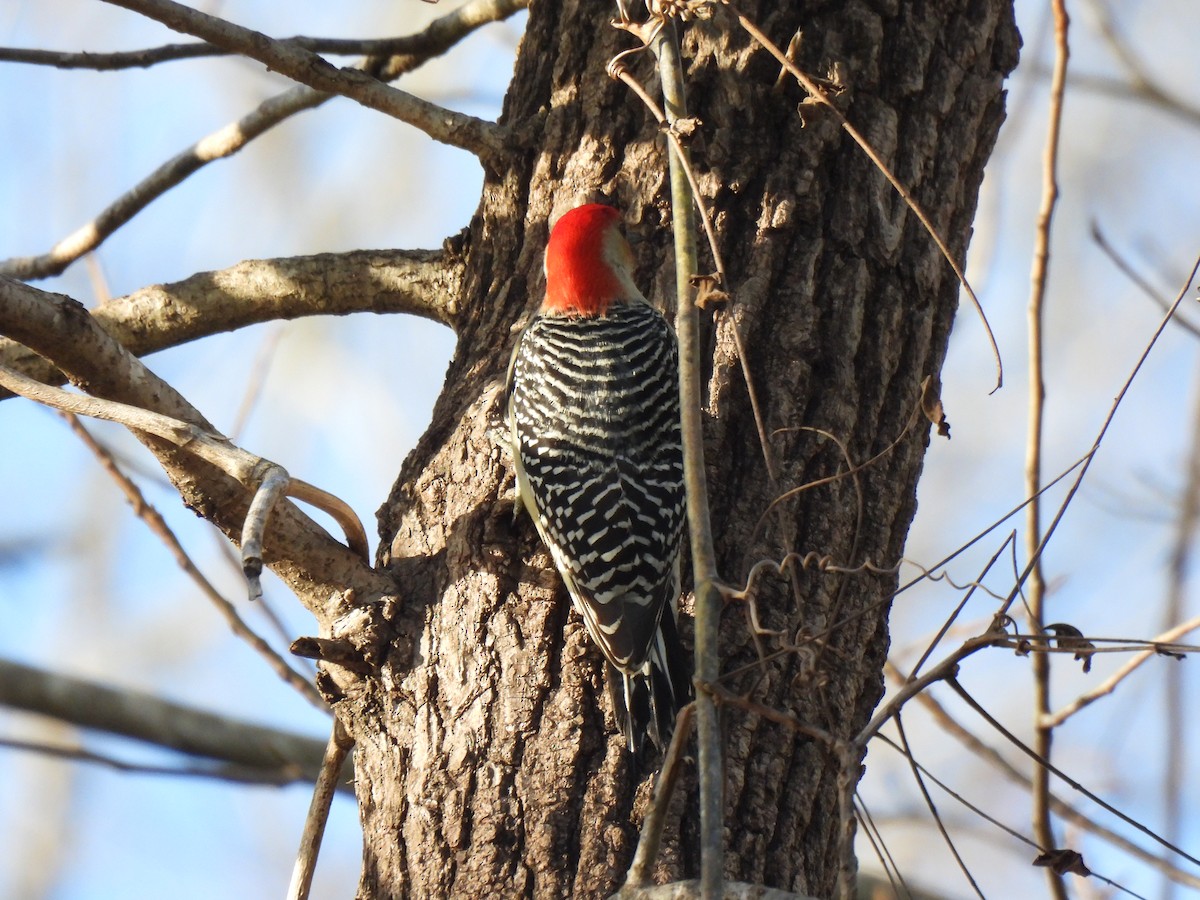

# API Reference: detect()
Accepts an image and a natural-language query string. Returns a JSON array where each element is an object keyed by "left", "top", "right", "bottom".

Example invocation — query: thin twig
[
  {"left": 855, "top": 632, "right": 1001, "bottom": 748},
  {"left": 907, "top": 535, "right": 1013, "bottom": 679},
  {"left": 0, "top": 735, "right": 340, "bottom": 788},
  {"left": 1, "top": 0, "right": 524, "bottom": 280},
  {"left": 1043, "top": 612, "right": 1200, "bottom": 727},
  {"left": 625, "top": 704, "right": 695, "bottom": 886},
  {"left": 994, "top": 255, "right": 1200, "bottom": 622},
  {"left": 892, "top": 666, "right": 1200, "bottom": 889},
  {"left": 651, "top": 21, "right": 725, "bottom": 900},
  {"left": 947, "top": 677, "right": 1200, "bottom": 868},
  {"left": 287, "top": 718, "right": 355, "bottom": 900},
  {"left": 0, "top": 365, "right": 370, "bottom": 565},
  {"left": 61, "top": 412, "right": 326, "bottom": 708},
  {"left": 0, "top": 6, "right": 528, "bottom": 71},
  {"left": 871, "top": 732, "right": 1150, "bottom": 900},
  {"left": 0, "top": 657, "right": 334, "bottom": 773},
  {"left": 1046, "top": 69, "right": 1200, "bottom": 129},
  {"left": 1024, "top": 2, "right": 1070, "bottom": 891},
  {"left": 892, "top": 714, "right": 985, "bottom": 898},
  {"left": 1080, "top": 0, "right": 1200, "bottom": 128},
  {"left": 606, "top": 59, "right": 775, "bottom": 480},
  {"left": 1090, "top": 223, "right": 1200, "bottom": 339},
  {"left": 893, "top": 456, "right": 1087, "bottom": 599},
  {"left": 100, "top": 0, "right": 508, "bottom": 160},
  {"left": 729, "top": 5, "right": 1004, "bottom": 392},
  {"left": 1156, "top": 366, "right": 1200, "bottom": 883},
  {"left": 852, "top": 796, "right": 913, "bottom": 900}
]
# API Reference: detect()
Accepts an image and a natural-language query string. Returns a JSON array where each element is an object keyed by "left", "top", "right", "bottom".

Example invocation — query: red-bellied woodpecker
[{"left": 506, "top": 203, "right": 691, "bottom": 753}]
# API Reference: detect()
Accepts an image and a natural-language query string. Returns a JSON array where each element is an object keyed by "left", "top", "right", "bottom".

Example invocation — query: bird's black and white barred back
[{"left": 507, "top": 299, "right": 690, "bottom": 753}]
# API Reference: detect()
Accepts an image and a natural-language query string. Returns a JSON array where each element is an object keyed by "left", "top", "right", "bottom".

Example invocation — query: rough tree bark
[{"left": 338, "top": 1, "right": 1021, "bottom": 898}]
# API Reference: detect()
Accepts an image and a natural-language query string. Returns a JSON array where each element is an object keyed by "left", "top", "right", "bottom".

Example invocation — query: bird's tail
[{"left": 609, "top": 610, "right": 693, "bottom": 755}]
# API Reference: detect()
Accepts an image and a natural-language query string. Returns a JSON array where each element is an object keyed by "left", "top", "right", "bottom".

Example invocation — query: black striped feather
[{"left": 507, "top": 301, "right": 690, "bottom": 751}]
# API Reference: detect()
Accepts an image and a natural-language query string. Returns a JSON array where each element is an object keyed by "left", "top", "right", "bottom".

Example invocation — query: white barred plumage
[{"left": 505, "top": 204, "right": 690, "bottom": 753}]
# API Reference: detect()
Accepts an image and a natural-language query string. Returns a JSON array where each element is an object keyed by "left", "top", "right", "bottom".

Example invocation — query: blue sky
[{"left": 1, "top": 2, "right": 1198, "bottom": 898}]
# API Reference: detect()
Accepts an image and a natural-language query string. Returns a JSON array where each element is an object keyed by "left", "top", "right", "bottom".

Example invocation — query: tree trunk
[{"left": 349, "top": 1, "right": 1020, "bottom": 897}]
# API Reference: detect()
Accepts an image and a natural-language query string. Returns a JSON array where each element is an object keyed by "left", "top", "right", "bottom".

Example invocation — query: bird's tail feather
[{"left": 609, "top": 612, "right": 693, "bottom": 755}]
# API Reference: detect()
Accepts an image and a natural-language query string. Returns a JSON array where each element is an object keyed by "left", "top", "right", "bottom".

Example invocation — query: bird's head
[{"left": 542, "top": 204, "right": 642, "bottom": 317}]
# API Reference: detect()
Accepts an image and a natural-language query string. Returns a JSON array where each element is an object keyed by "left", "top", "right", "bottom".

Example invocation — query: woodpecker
[{"left": 506, "top": 203, "right": 691, "bottom": 753}]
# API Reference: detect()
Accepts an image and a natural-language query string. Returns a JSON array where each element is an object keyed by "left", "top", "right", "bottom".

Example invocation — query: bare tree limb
[
  {"left": 0, "top": 275, "right": 396, "bottom": 616},
  {"left": 0, "top": 41, "right": 224, "bottom": 68},
  {"left": 0, "top": 657, "right": 342, "bottom": 782},
  {"left": 0, "top": 0, "right": 528, "bottom": 71},
  {"left": 0, "top": 0, "right": 524, "bottom": 280},
  {"left": 0, "top": 276, "right": 208, "bottom": 425},
  {"left": 0, "top": 365, "right": 373, "bottom": 603},
  {"left": 99, "top": 0, "right": 510, "bottom": 162},
  {"left": 0, "top": 249, "right": 464, "bottom": 394},
  {"left": 63, "top": 411, "right": 327, "bottom": 707},
  {"left": 0, "top": 735, "right": 346, "bottom": 790}
]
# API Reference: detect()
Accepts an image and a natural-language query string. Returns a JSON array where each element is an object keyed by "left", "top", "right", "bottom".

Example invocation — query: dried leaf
[
  {"left": 670, "top": 115, "right": 703, "bottom": 141},
  {"left": 1046, "top": 622, "right": 1096, "bottom": 673},
  {"left": 920, "top": 375, "right": 951, "bottom": 439},
  {"left": 691, "top": 273, "right": 729, "bottom": 311},
  {"left": 1033, "top": 848, "right": 1091, "bottom": 877}
]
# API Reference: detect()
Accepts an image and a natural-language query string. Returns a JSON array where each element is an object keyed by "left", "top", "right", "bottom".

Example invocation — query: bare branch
[
  {"left": 897, "top": 667, "right": 1200, "bottom": 890},
  {"left": 0, "top": 276, "right": 208, "bottom": 425},
  {"left": 0, "top": 735, "right": 342, "bottom": 789},
  {"left": 0, "top": 657, "right": 337, "bottom": 779},
  {"left": 0, "top": 42, "right": 221, "bottom": 68},
  {"left": 891, "top": 716, "right": 985, "bottom": 898},
  {"left": 1, "top": 367, "right": 372, "bottom": 592},
  {"left": 0, "top": 249, "right": 464, "bottom": 393},
  {"left": 0, "top": 275, "right": 396, "bottom": 616},
  {"left": 0, "top": 0, "right": 524, "bottom": 280},
  {"left": 625, "top": 704, "right": 695, "bottom": 886},
  {"left": 650, "top": 21, "right": 725, "bottom": 900},
  {"left": 288, "top": 719, "right": 355, "bottom": 900},
  {"left": 0, "top": 1, "right": 528, "bottom": 71},
  {"left": 948, "top": 677, "right": 1200, "bottom": 869},
  {"left": 1072, "top": 0, "right": 1200, "bottom": 128},
  {"left": 994, "top": 254, "right": 1200, "bottom": 622},
  {"left": 1091, "top": 223, "right": 1200, "bottom": 339},
  {"left": 63, "top": 412, "right": 326, "bottom": 708},
  {"left": 99, "top": 0, "right": 510, "bottom": 161},
  {"left": 1024, "top": 3, "right": 1070, "bottom": 892},
  {"left": 1043, "top": 613, "right": 1200, "bottom": 728}
]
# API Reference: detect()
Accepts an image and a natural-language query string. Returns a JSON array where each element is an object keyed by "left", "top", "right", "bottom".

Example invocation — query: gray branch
[
  {"left": 0, "top": 657, "right": 347, "bottom": 787},
  {"left": 0, "top": 0, "right": 525, "bottom": 280},
  {"left": 0, "top": 275, "right": 397, "bottom": 615},
  {"left": 0, "top": 249, "right": 464, "bottom": 395},
  {"left": 100, "top": 0, "right": 510, "bottom": 162},
  {"left": 0, "top": 0, "right": 528, "bottom": 71}
]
